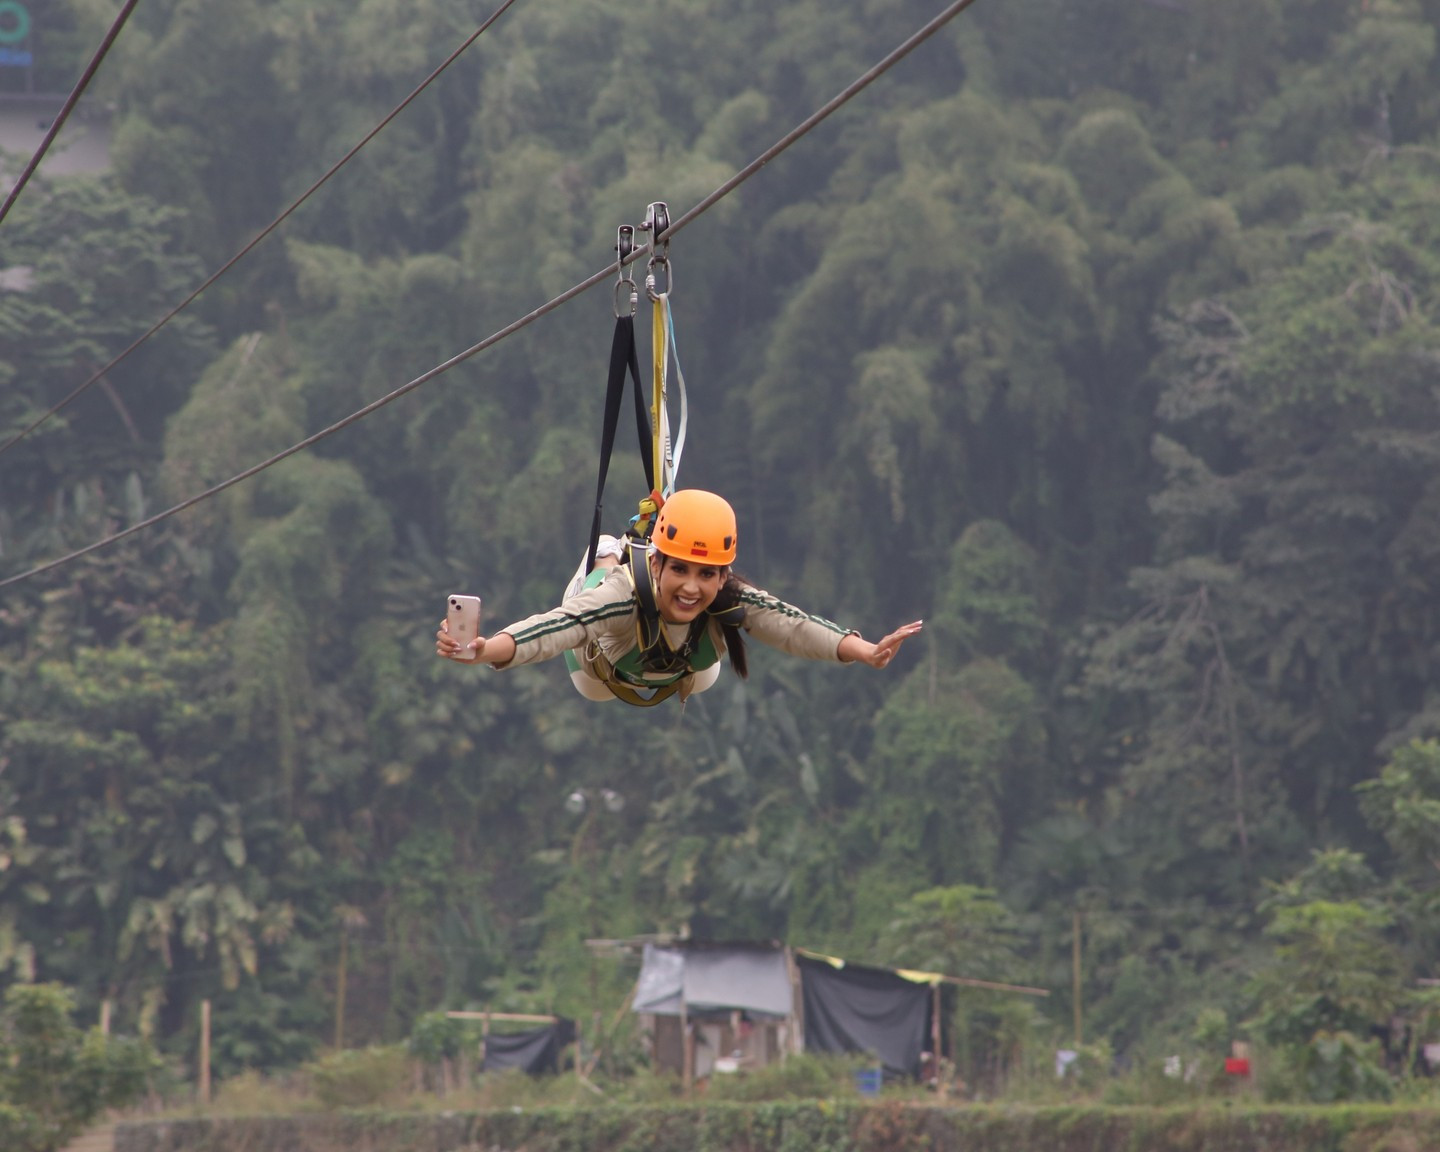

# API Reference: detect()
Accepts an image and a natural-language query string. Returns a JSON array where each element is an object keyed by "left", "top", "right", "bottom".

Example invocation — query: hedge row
[{"left": 113, "top": 1102, "right": 1440, "bottom": 1152}]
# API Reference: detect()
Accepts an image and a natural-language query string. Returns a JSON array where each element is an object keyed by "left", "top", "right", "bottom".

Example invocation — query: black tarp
[
  {"left": 481, "top": 1018, "right": 576, "bottom": 1075},
  {"left": 798, "top": 955, "right": 932, "bottom": 1078}
]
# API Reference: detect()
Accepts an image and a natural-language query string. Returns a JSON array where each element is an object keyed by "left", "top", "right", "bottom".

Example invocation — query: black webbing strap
[
  {"left": 628, "top": 541, "right": 708, "bottom": 676},
  {"left": 586, "top": 315, "right": 654, "bottom": 576}
]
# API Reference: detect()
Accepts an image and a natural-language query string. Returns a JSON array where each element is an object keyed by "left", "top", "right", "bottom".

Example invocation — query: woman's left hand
[{"left": 840, "top": 620, "right": 923, "bottom": 668}]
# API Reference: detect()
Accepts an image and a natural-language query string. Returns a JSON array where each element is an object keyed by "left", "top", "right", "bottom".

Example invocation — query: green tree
[
  {"left": 0, "top": 176, "right": 214, "bottom": 568},
  {"left": 0, "top": 983, "right": 154, "bottom": 1152},
  {"left": 883, "top": 885, "right": 1043, "bottom": 1091},
  {"left": 1247, "top": 894, "right": 1399, "bottom": 1101}
]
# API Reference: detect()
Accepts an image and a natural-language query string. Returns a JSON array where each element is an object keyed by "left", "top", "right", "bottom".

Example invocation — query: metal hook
[{"left": 614, "top": 224, "right": 637, "bottom": 318}]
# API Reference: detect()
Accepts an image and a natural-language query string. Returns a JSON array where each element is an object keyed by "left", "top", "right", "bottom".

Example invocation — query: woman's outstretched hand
[
  {"left": 838, "top": 620, "right": 924, "bottom": 669},
  {"left": 435, "top": 619, "right": 516, "bottom": 665}
]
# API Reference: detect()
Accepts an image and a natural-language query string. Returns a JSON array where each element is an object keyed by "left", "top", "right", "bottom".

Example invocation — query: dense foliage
[
  {"left": 4, "top": 0, "right": 1440, "bottom": 1103},
  {"left": 108, "top": 1102, "right": 1440, "bottom": 1152},
  {"left": 0, "top": 983, "right": 153, "bottom": 1152}
]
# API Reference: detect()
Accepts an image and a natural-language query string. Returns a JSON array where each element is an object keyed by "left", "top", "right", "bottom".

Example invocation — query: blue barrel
[{"left": 854, "top": 1066, "right": 883, "bottom": 1097}]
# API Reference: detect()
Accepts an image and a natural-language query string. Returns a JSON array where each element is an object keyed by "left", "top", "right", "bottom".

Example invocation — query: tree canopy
[{"left": 2, "top": 0, "right": 1440, "bottom": 1101}]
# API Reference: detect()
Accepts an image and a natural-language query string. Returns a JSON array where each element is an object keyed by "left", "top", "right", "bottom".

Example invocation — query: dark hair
[{"left": 710, "top": 571, "right": 750, "bottom": 680}]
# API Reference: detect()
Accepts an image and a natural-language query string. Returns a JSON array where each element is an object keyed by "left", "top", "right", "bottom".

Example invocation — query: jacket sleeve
[
  {"left": 735, "top": 585, "right": 858, "bottom": 662},
  {"left": 495, "top": 567, "right": 638, "bottom": 668}
]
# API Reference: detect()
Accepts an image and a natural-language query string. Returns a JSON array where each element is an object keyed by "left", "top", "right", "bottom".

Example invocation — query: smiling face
[{"left": 651, "top": 555, "right": 725, "bottom": 624}]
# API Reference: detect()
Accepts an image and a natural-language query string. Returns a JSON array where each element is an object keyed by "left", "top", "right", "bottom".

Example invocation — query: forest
[{"left": 2, "top": 0, "right": 1440, "bottom": 1103}]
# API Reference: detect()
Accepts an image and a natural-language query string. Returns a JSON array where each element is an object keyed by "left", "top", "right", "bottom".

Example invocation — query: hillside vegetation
[{"left": 4, "top": 0, "right": 1440, "bottom": 1102}]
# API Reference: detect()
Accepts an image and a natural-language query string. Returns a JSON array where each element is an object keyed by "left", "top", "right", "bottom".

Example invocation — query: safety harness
[{"left": 575, "top": 208, "right": 742, "bottom": 706}]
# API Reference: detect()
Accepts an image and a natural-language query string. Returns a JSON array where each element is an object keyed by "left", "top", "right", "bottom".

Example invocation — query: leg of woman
[
  {"left": 565, "top": 535, "right": 624, "bottom": 600},
  {"left": 569, "top": 667, "right": 616, "bottom": 701},
  {"left": 687, "top": 663, "right": 722, "bottom": 695},
  {"left": 563, "top": 536, "right": 625, "bottom": 700}
]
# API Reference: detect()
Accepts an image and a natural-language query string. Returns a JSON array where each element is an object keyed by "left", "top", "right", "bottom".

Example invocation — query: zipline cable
[
  {"left": 0, "top": 0, "right": 140, "bottom": 230},
  {"left": 0, "top": 264, "right": 617, "bottom": 590},
  {"left": 659, "top": 0, "right": 981, "bottom": 242},
  {"left": 0, "top": 0, "right": 980, "bottom": 591},
  {"left": 0, "top": 0, "right": 523, "bottom": 460}
]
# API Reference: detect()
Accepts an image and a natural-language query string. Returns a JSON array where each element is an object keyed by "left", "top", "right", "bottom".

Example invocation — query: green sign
[{"left": 0, "top": 2, "right": 29, "bottom": 47}]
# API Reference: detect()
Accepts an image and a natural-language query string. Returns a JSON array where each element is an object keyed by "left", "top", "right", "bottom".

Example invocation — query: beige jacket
[{"left": 499, "top": 566, "right": 855, "bottom": 670}]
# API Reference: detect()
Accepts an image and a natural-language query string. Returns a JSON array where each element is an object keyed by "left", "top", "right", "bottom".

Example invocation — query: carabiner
[
  {"left": 641, "top": 201, "right": 671, "bottom": 301},
  {"left": 613, "top": 224, "right": 637, "bottom": 318}
]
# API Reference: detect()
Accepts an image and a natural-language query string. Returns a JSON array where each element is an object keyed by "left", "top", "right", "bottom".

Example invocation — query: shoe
[{"left": 565, "top": 535, "right": 625, "bottom": 600}]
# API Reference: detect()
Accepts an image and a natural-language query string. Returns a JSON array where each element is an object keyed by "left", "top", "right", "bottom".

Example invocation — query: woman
[{"left": 435, "top": 489, "right": 923, "bottom": 705}]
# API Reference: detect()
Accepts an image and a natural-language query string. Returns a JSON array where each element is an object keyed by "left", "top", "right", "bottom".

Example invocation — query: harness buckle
[{"left": 628, "top": 491, "right": 661, "bottom": 542}]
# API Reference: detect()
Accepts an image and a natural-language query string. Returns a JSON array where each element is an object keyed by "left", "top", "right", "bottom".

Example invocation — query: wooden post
[
  {"left": 482, "top": 1010, "right": 490, "bottom": 1068},
  {"left": 100, "top": 1000, "right": 111, "bottom": 1036},
  {"left": 334, "top": 928, "right": 348, "bottom": 1050},
  {"left": 680, "top": 1001, "right": 692, "bottom": 1096},
  {"left": 785, "top": 946, "right": 803, "bottom": 1059},
  {"left": 932, "top": 981, "right": 945, "bottom": 1100},
  {"left": 584, "top": 986, "right": 636, "bottom": 1079},
  {"left": 1072, "top": 909, "right": 1083, "bottom": 1048},
  {"left": 199, "top": 1000, "right": 211, "bottom": 1106}
]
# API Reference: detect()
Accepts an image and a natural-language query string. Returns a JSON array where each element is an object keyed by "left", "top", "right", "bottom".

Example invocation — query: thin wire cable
[
  {"left": 0, "top": 0, "right": 979, "bottom": 591},
  {"left": 0, "top": 0, "right": 522, "bottom": 460},
  {"left": 0, "top": 0, "right": 140, "bottom": 230},
  {"left": 0, "top": 267, "right": 617, "bottom": 590},
  {"left": 661, "top": 0, "right": 980, "bottom": 241}
]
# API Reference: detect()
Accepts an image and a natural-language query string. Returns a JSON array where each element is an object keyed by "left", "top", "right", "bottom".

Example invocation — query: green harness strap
[{"left": 564, "top": 554, "right": 719, "bottom": 707}]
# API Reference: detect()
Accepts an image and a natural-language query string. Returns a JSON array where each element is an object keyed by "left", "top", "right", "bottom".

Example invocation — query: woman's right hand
[
  {"left": 435, "top": 620, "right": 515, "bottom": 665},
  {"left": 436, "top": 618, "right": 481, "bottom": 661}
]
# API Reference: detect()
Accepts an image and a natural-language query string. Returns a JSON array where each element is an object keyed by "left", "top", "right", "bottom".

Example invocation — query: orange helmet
[{"left": 652, "top": 489, "right": 738, "bottom": 565}]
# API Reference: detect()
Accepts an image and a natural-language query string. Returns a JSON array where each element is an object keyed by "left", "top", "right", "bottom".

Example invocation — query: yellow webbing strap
[{"left": 651, "top": 293, "right": 666, "bottom": 492}]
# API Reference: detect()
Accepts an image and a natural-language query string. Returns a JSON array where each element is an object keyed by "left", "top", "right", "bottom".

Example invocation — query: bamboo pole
[
  {"left": 1072, "top": 909, "right": 1083, "bottom": 1048},
  {"left": 335, "top": 929, "right": 347, "bottom": 1050},
  {"left": 681, "top": 1001, "right": 692, "bottom": 1096},
  {"left": 785, "top": 946, "right": 804, "bottom": 1058},
  {"left": 199, "top": 1000, "right": 211, "bottom": 1105},
  {"left": 584, "top": 986, "right": 635, "bottom": 1079},
  {"left": 923, "top": 973, "right": 1049, "bottom": 996},
  {"left": 932, "top": 982, "right": 945, "bottom": 1100}
]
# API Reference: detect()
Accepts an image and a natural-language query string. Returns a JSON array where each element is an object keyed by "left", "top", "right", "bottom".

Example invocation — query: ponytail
[
  {"left": 650, "top": 553, "right": 750, "bottom": 680},
  {"left": 709, "top": 572, "right": 750, "bottom": 680}
]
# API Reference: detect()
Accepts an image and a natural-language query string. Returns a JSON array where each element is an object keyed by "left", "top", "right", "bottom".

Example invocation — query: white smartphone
[{"left": 446, "top": 594, "right": 483, "bottom": 661}]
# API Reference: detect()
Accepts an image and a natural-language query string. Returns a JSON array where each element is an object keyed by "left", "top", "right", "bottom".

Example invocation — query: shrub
[
  {"left": 705, "top": 1052, "right": 876, "bottom": 1103},
  {"left": 307, "top": 1046, "right": 410, "bottom": 1111},
  {"left": 1261, "top": 1031, "right": 1394, "bottom": 1103},
  {"left": 0, "top": 983, "right": 157, "bottom": 1152}
]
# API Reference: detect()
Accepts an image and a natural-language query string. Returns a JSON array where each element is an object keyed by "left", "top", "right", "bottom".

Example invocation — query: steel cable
[
  {"left": 0, "top": 0, "right": 522, "bottom": 459},
  {"left": 0, "top": 0, "right": 979, "bottom": 590},
  {"left": 0, "top": 0, "right": 140, "bottom": 230}
]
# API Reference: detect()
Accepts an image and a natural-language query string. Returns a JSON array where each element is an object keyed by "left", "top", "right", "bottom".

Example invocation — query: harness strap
[
  {"left": 651, "top": 293, "right": 672, "bottom": 492},
  {"left": 584, "top": 644, "right": 687, "bottom": 708},
  {"left": 581, "top": 555, "right": 743, "bottom": 707},
  {"left": 663, "top": 296, "right": 689, "bottom": 492},
  {"left": 626, "top": 540, "right": 707, "bottom": 674},
  {"left": 586, "top": 315, "right": 654, "bottom": 576},
  {"left": 629, "top": 538, "right": 663, "bottom": 655}
]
